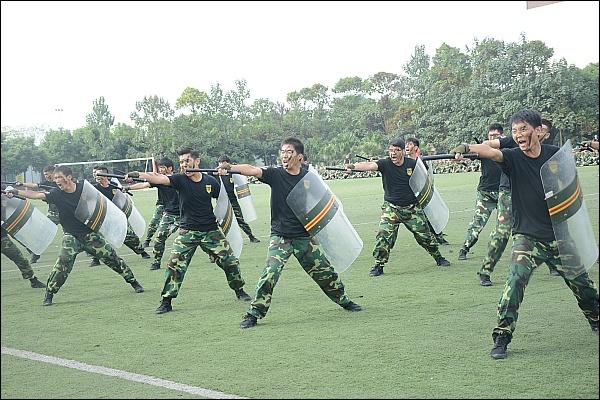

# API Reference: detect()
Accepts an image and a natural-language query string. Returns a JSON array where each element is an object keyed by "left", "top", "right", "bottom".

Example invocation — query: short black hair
[
  {"left": 176, "top": 146, "right": 200, "bottom": 159},
  {"left": 218, "top": 155, "right": 231, "bottom": 163},
  {"left": 42, "top": 165, "right": 55, "bottom": 173},
  {"left": 541, "top": 118, "right": 552, "bottom": 130},
  {"left": 92, "top": 165, "right": 108, "bottom": 173},
  {"left": 406, "top": 137, "right": 420, "bottom": 147},
  {"left": 157, "top": 158, "right": 174, "bottom": 169},
  {"left": 389, "top": 138, "right": 405, "bottom": 149},
  {"left": 509, "top": 109, "right": 542, "bottom": 129},
  {"left": 488, "top": 123, "right": 504, "bottom": 133},
  {"left": 281, "top": 137, "right": 304, "bottom": 155},
  {"left": 54, "top": 165, "right": 73, "bottom": 177}
]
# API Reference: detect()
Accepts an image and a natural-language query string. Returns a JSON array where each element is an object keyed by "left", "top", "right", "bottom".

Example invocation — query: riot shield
[
  {"left": 112, "top": 189, "right": 146, "bottom": 238},
  {"left": 541, "top": 140, "right": 598, "bottom": 279},
  {"left": 1, "top": 196, "right": 58, "bottom": 255},
  {"left": 74, "top": 180, "right": 127, "bottom": 248},
  {"left": 232, "top": 174, "right": 257, "bottom": 222},
  {"left": 286, "top": 168, "right": 363, "bottom": 273},
  {"left": 409, "top": 158, "right": 449, "bottom": 234},
  {"left": 214, "top": 180, "right": 243, "bottom": 258}
]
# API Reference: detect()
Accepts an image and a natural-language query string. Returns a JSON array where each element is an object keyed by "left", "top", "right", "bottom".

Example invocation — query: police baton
[
  {"left": 95, "top": 172, "right": 146, "bottom": 183},
  {"left": 325, "top": 166, "right": 363, "bottom": 173},
  {"left": 185, "top": 169, "right": 242, "bottom": 175},
  {"left": 421, "top": 153, "right": 479, "bottom": 161}
]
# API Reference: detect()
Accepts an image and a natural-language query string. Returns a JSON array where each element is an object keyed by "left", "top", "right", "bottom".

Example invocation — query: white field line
[{"left": 1, "top": 346, "right": 248, "bottom": 399}]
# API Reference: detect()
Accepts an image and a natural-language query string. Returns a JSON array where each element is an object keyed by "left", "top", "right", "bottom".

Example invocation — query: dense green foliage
[{"left": 2, "top": 36, "right": 598, "bottom": 173}]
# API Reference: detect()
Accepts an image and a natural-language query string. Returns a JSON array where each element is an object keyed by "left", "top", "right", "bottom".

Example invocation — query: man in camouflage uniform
[
  {"left": 127, "top": 147, "right": 251, "bottom": 314},
  {"left": 457, "top": 124, "right": 503, "bottom": 261},
  {"left": 124, "top": 157, "right": 180, "bottom": 270},
  {"left": 452, "top": 109, "right": 599, "bottom": 360},
  {"left": 7, "top": 165, "right": 144, "bottom": 306},
  {"left": 17, "top": 165, "right": 60, "bottom": 264},
  {"left": 88, "top": 165, "right": 151, "bottom": 267},
  {"left": 217, "top": 155, "right": 260, "bottom": 243},
  {"left": 347, "top": 138, "right": 450, "bottom": 277},
  {"left": 474, "top": 119, "right": 558, "bottom": 286},
  {"left": 1, "top": 188, "right": 46, "bottom": 288},
  {"left": 220, "top": 137, "right": 362, "bottom": 329}
]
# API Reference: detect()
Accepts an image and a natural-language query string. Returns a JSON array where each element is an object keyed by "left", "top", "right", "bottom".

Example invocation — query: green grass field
[{"left": 2, "top": 167, "right": 598, "bottom": 399}]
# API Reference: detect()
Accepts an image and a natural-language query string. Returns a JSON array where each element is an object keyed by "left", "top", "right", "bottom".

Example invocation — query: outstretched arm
[
  {"left": 126, "top": 171, "right": 170, "bottom": 186},
  {"left": 222, "top": 164, "right": 263, "bottom": 179},
  {"left": 345, "top": 161, "right": 379, "bottom": 172},
  {"left": 452, "top": 143, "right": 503, "bottom": 162},
  {"left": 6, "top": 188, "right": 47, "bottom": 201}
]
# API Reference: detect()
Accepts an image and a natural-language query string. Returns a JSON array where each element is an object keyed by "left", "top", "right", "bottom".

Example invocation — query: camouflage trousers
[
  {"left": 480, "top": 190, "right": 511, "bottom": 276},
  {"left": 47, "top": 232, "right": 136, "bottom": 294},
  {"left": 247, "top": 235, "right": 352, "bottom": 319},
  {"left": 232, "top": 200, "right": 254, "bottom": 238},
  {"left": 493, "top": 234, "right": 599, "bottom": 340},
  {"left": 152, "top": 213, "right": 180, "bottom": 267},
  {"left": 1, "top": 235, "right": 34, "bottom": 279},
  {"left": 145, "top": 204, "right": 165, "bottom": 243},
  {"left": 462, "top": 190, "right": 499, "bottom": 250},
  {"left": 161, "top": 228, "right": 244, "bottom": 298},
  {"left": 373, "top": 201, "right": 441, "bottom": 267}
]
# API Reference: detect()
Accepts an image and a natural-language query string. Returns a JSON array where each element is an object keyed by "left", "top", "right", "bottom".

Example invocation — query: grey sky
[{"left": 1, "top": 1, "right": 598, "bottom": 130}]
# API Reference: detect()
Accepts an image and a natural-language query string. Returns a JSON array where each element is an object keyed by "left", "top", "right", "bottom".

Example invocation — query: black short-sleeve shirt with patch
[
  {"left": 168, "top": 173, "right": 219, "bottom": 231},
  {"left": 375, "top": 157, "right": 418, "bottom": 207},
  {"left": 259, "top": 166, "right": 310, "bottom": 238},
  {"left": 45, "top": 182, "right": 93, "bottom": 238},
  {"left": 499, "top": 144, "right": 559, "bottom": 241}
]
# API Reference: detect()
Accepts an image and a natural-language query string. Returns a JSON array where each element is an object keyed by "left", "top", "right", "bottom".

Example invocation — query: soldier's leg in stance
[
  {"left": 1, "top": 235, "right": 44, "bottom": 287},
  {"left": 160, "top": 230, "right": 201, "bottom": 301},
  {"left": 246, "top": 235, "right": 294, "bottom": 319},
  {"left": 294, "top": 237, "right": 353, "bottom": 308},
  {"left": 371, "top": 202, "right": 401, "bottom": 274},
  {"left": 123, "top": 225, "right": 150, "bottom": 257},
  {"left": 401, "top": 206, "right": 444, "bottom": 262},
  {"left": 460, "top": 191, "right": 498, "bottom": 258},
  {"left": 81, "top": 232, "right": 138, "bottom": 284},
  {"left": 198, "top": 229, "right": 246, "bottom": 295},
  {"left": 150, "top": 214, "right": 179, "bottom": 270},
  {"left": 144, "top": 204, "right": 165, "bottom": 247},
  {"left": 480, "top": 190, "right": 512, "bottom": 282},
  {"left": 44, "top": 234, "right": 84, "bottom": 304}
]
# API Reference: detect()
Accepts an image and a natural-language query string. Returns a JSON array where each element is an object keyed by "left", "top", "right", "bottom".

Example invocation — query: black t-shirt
[
  {"left": 93, "top": 182, "right": 116, "bottom": 200},
  {"left": 478, "top": 158, "right": 501, "bottom": 192},
  {"left": 219, "top": 175, "right": 237, "bottom": 202},
  {"left": 45, "top": 182, "right": 93, "bottom": 238},
  {"left": 376, "top": 157, "right": 418, "bottom": 207},
  {"left": 259, "top": 166, "right": 310, "bottom": 238},
  {"left": 168, "top": 173, "right": 219, "bottom": 231},
  {"left": 498, "top": 136, "right": 517, "bottom": 191},
  {"left": 500, "top": 144, "right": 559, "bottom": 241},
  {"left": 150, "top": 182, "right": 180, "bottom": 215}
]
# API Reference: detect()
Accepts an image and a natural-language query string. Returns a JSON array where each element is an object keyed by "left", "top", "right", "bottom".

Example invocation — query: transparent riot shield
[
  {"left": 1, "top": 196, "right": 58, "bottom": 255},
  {"left": 409, "top": 158, "right": 449, "bottom": 234},
  {"left": 214, "top": 180, "right": 243, "bottom": 258},
  {"left": 232, "top": 174, "right": 257, "bottom": 222},
  {"left": 74, "top": 180, "right": 127, "bottom": 248},
  {"left": 541, "top": 140, "right": 598, "bottom": 279},
  {"left": 112, "top": 189, "right": 146, "bottom": 238},
  {"left": 286, "top": 168, "right": 363, "bottom": 273}
]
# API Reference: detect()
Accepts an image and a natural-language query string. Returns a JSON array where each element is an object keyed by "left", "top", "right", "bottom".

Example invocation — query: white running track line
[{"left": 1, "top": 346, "right": 248, "bottom": 399}]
